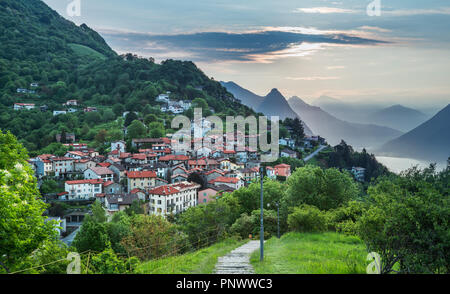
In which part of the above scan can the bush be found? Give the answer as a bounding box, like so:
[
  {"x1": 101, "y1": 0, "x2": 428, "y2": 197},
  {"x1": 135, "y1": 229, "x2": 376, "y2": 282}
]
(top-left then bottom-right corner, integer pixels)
[
  {"x1": 230, "y1": 209, "x2": 278, "y2": 240},
  {"x1": 326, "y1": 201, "x2": 368, "y2": 235},
  {"x1": 230, "y1": 213, "x2": 254, "y2": 239},
  {"x1": 287, "y1": 205, "x2": 327, "y2": 233}
]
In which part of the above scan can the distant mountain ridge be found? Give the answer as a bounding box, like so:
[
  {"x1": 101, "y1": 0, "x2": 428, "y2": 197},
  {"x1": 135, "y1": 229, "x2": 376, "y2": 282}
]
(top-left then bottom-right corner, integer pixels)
[
  {"x1": 221, "y1": 81, "x2": 313, "y2": 135},
  {"x1": 287, "y1": 96, "x2": 403, "y2": 148},
  {"x1": 367, "y1": 104, "x2": 428, "y2": 132},
  {"x1": 379, "y1": 104, "x2": 450, "y2": 162}
]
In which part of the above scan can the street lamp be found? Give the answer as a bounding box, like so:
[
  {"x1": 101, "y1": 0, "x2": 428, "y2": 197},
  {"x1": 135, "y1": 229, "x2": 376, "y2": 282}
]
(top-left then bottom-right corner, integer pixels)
[
  {"x1": 259, "y1": 166, "x2": 264, "y2": 261},
  {"x1": 276, "y1": 202, "x2": 280, "y2": 239},
  {"x1": 268, "y1": 201, "x2": 280, "y2": 239}
]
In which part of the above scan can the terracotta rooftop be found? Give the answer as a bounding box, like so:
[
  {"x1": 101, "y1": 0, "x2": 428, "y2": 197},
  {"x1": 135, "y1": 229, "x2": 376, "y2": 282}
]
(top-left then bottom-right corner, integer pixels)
[
  {"x1": 126, "y1": 170, "x2": 157, "y2": 178},
  {"x1": 66, "y1": 179, "x2": 103, "y2": 185}
]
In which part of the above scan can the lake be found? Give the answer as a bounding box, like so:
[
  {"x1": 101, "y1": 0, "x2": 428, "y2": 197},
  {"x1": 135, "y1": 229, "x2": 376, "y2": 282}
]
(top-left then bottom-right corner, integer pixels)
[{"x1": 375, "y1": 156, "x2": 447, "y2": 174}]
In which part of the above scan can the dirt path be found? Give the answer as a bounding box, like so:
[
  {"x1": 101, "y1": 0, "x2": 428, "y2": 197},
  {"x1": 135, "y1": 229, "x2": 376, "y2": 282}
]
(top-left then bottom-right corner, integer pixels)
[{"x1": 214, "y1": 240, "x2": 260, "y2": 274}]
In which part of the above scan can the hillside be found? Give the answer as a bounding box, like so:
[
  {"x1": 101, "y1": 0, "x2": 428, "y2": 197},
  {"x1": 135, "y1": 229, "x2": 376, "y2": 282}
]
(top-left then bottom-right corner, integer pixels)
[
  {"x1": 379, "y1": 104, "x2": 450, "y2": 162},
  {"x1": 312, "y1": 96, "x2": 383, "y2": 124},
  {"x1": 221, "y1": 81, "x2": 313, "y2": 135},
  {"x1": 250, "y1": 232, "x2": 367, "y2": 274},
  {"x1": 0, "y1": 0, "x2": 256, "y2": 153},
  {"x1": 287, "y1": 96, "x2": 403, "y2": 148},
  {"x1": 367, "y1": 104, "x2": 429, "y2": 132}
]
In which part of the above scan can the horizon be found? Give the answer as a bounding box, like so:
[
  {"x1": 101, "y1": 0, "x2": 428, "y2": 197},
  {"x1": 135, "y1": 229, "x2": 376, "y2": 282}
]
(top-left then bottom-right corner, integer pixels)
[{"x1": 43, "y1": 0, "x2": 450, "y2": 110}]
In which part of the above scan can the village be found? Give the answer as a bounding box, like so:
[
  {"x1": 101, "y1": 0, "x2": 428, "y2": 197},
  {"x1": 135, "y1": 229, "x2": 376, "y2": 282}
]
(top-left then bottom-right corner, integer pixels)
[{"x1": 17, "y1": 89, "x2": 368, "y2": 241}]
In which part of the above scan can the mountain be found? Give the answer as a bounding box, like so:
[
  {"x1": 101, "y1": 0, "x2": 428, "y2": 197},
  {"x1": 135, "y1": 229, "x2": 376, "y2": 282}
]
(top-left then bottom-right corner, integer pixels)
[
  {"x1": 259, "y1": 88, "x2": 299, "y2": 120},
  {"x1": 0, "y1": 0, "x2": 255, "y2": 153},
  {"x1": 312, "y1": 96, "x2": 384, "y2": 124},
  {"x1": 288, "y1": 96, "x2": 404, "y2": 148},
  {"x1": 220, "y1": 81, "x2": 263, "y2": 109},
  {"x1": 367, "y1": 105, "x2": 429, "y2": 132},
  {"x1": 220, "y1": 82, "x2": 313, "y2": 135},
  {"x1": 379, "y1": 104, "x2": 450, "y2": 162}
]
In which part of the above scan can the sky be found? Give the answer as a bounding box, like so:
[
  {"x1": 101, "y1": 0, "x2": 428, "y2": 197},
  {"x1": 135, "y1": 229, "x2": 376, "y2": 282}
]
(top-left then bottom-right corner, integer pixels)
[{"x1": 43, "y1": 0, "x2": 450, "y2": 110}]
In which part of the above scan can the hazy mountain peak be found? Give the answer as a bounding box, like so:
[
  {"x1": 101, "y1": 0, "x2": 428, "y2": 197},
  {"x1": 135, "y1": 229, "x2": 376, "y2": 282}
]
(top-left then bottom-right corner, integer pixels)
[
  {"x1": 380, "y1": 104, "x2": 450, "y2": 161},
  {"x1": 266, "y1": 88, "x2": 283, "y2": 97}
]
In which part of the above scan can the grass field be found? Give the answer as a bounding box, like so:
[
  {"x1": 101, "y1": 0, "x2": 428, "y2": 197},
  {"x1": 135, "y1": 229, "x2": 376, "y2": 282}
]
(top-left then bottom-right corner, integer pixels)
[
  {"x1": 135, "y1": 238, "x2": 247, "y2": 274},
  {"x1": 250, "y1": 232, "x2": 368, "y2": 274},
  {"x1": 68, "y1": 43, "x2": 107, "y2": 60}
]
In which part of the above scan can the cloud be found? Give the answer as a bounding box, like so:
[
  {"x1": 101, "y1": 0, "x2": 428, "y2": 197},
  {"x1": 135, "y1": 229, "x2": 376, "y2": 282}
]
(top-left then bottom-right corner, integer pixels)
[
  {"x1": 286, "y1": 76, "x2": 341, "y2": 81},
  {"x1": 384, "y1": 7, "x2": 450, "y2": 16},
  {"x1": 100, "y1": 28, "x2": 387, "y2": 63},
  {"x1": 293, "y1": 7, "x2": 356, "y2": 14},
  {"x1": 326, "y1": 65, "x2": 346, "y2": 70}
]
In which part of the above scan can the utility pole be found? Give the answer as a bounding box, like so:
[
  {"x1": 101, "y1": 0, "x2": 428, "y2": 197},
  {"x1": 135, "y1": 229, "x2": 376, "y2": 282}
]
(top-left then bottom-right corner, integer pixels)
[
  {"x1": 259, "y1": 166, "x2": 264, "y2": 261},
  {"x1": 276, "y1": 202, "x2": 280, "y2": 239}
]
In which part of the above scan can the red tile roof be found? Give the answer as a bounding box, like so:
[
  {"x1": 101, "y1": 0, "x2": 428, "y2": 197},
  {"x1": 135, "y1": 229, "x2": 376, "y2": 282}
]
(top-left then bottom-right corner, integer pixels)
[
  {"x1": 159, "y1": 154, "x2": 189, "y2": 161},
  {"x1": 148, "y1": 185, "x2": 180, "y2": 196},
  {"x1": 204, "y1": 169, "x2": 225, "y2": 176},
  {"x1": 66, "y1": 179, "x2": 103, "y2": 185},
  {"x1": 132, "y1": 153, "x2": 147, "y2": 160},
  {"x1": 103, "y1": 181, "x2": 114, "y2": 187},
  {"x1": 209, "y1": 176, "x2": 240, "y2": 184},
  {"x1": 97, "y1": 162, "x2": 111, "y2": 168},
  {"x1": 89, "y1": 166, "x2": 114, "y2": 175},
  {"x1": 126, "y1": 170, "x2": 157, "y2": 178},
  {"x1": 130, "y1": 188, "x2": 144, "y2": 194}
]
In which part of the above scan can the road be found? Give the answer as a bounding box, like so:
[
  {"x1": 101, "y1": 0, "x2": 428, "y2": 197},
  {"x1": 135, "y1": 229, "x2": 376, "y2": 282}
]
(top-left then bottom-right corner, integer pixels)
[
  {"x1": 61, "y1": 226, "x2": 81, "y2": 246},
  {"x1": 303, "y1": 145, "x2": 327, "y2": 162},
  {"x1": 214, "y1": 241, "x2": 260, "y2": 274}
]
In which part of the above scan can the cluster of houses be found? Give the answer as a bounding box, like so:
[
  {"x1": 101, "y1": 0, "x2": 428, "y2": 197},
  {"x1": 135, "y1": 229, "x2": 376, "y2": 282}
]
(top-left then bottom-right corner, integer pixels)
[
  {"x1": 14, "y1": 99, "x2": 98, "y2": 115},
  {"x1": 156, "y1": 92, "x2": 192, "y2": 114},
  {"x1": 29, "y1": 135, "x2": 293, "y2": 218}
]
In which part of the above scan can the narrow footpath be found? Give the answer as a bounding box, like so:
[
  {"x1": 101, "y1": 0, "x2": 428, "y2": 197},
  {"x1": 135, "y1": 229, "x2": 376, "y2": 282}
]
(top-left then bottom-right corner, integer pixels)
[{"x1": 214, "y1": 240, "x2": 260, "y2": 274}]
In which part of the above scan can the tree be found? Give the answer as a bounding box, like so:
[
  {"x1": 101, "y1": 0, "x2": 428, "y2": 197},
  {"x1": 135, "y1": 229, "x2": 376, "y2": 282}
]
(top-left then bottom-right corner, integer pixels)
[
  {"x1": 94, "y1": 129, "x2": 108, "y2": 146},
  {"x1": 231, "y1": 178, "x2": 286, "y2": 215},
  {"x1": 112, "y1": 104, "x2": 125, "y2": 117},
  {"x1": 72, "y1": 218, "x2": 110, "y2": 253},
  {"x1": 124, "y1": 111, "x2": 138, "y2": 127},
  {"x1": 148, "y1": 121, "x2": 165, "y2": 138},
  {"x1": 288, "y1": 204, "x2": 327, "y2": 233},
  {"x1": 0, "y1": 130, "x2": 57, "y2": 272},
  {"x1": 356, "y1": 167, "x2": 450, "y2": 274},
  {"x1": 40, "y1": 179, "x2": 61, "y2": 194},
  {"x1": 284, "y1": 165, "x2": 359, "y2": 211},
  {"x1": 91, "y1": 200, "x2": 107, "y2": 223},
  {"x1": 120, "y1": 214, "x2": 185, "y2": 261},
  {"x1": 144, "y1": 114, "x2": 158, "y2": 125},
  {"x1": 127, "y1": 120, "x2": 147, "y2": 139}
]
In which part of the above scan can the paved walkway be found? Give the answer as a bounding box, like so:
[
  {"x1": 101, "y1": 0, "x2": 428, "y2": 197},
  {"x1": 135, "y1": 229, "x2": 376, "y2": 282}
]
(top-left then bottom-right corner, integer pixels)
[
  {"x1": 214, "y1": 240, "x2": 260, "y2": 274},
  {"x1": 304, "y1": 145, "x2": 327, "y2": 162}
]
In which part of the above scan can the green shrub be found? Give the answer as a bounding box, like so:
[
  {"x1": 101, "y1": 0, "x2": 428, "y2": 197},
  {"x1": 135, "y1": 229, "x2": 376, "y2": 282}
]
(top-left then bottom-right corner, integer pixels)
[{"x1": 287, "y1": 205, "x2": 327, "y2": 232}]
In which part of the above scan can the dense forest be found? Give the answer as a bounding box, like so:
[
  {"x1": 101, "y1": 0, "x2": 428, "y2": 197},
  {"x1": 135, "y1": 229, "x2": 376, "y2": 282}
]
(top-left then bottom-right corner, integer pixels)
[{"x1": 0, "y1": 0, "x2": 257, "y2": 154}]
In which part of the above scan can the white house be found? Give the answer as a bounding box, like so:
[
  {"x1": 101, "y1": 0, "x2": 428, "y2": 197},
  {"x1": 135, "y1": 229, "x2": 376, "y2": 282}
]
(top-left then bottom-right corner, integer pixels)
[
  {"x1": 84, "y1": 167, "x2": 114, "y2": 182},
  {"x1": 53, "y1": 110, "x2": 67, "y2": 116},
  {"x1": 64, "y1": 179, "x2": 103, "y2": 200},
  {"x1": 156, "y1": 93, "x2": 170, "y2": 103},
  {"x1": 279, "y1": 138, "x2": 296, "y2": 148},
  {"x1": 52, "y1": 157, "x2": 75, "y2": 177},
  {"x1": 14, "y1": 103, "x2": 35, "y2": 110},
  {"x1": 111, "y1": 140, "x2": 126, "y2": 153},
  {"x1": 351, "y1": 167, "x2": 366, "y2": 182},
  {"x1": 73, "y1": 159, "x2": 97, "y2": 172},
  {"x1": 208, "y1": 176, "x2": 244, "y2": 190},
  {"x1": 148, "y1": 181, "x2": 200, "y2": 217}
]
